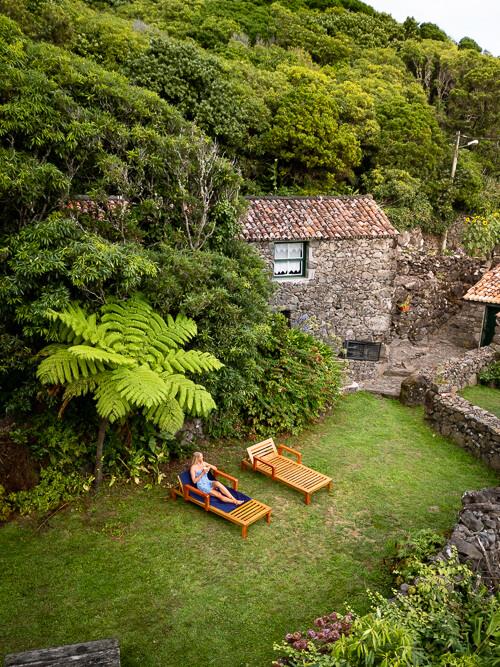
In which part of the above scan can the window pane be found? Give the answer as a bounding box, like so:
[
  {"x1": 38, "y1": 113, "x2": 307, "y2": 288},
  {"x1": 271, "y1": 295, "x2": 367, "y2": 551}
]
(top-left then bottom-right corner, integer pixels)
[
  {"x1": 288, "y1": 244, "x2": 303, "y2": 259},
  {"x1": 274, "y1": 244, "x2": 288, "y2": 259},
  {"x1": 287, "y1": 260, "x2": 302, "y2": 274}
]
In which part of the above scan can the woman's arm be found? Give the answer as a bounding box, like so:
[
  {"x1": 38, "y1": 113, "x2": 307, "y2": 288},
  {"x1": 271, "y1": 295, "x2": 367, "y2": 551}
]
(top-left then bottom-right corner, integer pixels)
[{"x1": 190, "y1": 466, "x2": 206, "y2": 484}]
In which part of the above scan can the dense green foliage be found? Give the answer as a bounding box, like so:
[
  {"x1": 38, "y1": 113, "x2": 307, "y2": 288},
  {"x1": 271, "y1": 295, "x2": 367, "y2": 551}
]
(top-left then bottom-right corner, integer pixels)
[
  {"x1": 0, "y1": 0, "x2": 498, "y2": 478},
  {"x1": 36, "y1": 297, "x2": 223, "y2": 485}
]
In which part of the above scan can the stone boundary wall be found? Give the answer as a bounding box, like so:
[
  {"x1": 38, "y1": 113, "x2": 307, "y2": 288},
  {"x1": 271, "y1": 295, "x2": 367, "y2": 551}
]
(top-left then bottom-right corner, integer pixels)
[
  {"x1": 425, "y1": 392, "x2": 500, "y2": 471},
  {"x1": 437, "y1": 487, "x2": 500, "y2": 593},
  {"x1": 400, "y1": 346, "x2": 497, "y2": 406}
]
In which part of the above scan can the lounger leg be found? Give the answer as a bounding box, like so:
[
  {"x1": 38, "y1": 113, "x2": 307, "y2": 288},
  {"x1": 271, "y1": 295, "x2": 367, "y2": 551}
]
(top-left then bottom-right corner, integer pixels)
[
  {"x1": 266, "y1": 511, "x2": 271, "y2": 525},
  {"x1": 170, "y1": 489, "x2": 177, "y2": 500},
  {"x1": 242, "y1": 525, "x2": 248, "y2": 539},
  {"x1": 327, "y1": 482, "x2": 333, "y2": 492},
  {"x1": 305, "y1": 493, "x2": 311, "y2": 505}
]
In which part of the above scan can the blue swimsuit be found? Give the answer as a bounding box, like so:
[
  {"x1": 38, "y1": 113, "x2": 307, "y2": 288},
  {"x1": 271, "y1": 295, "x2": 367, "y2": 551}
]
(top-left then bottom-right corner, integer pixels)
[{"x1": 196, "y1": 470, "x2": 214, "y2": 494}]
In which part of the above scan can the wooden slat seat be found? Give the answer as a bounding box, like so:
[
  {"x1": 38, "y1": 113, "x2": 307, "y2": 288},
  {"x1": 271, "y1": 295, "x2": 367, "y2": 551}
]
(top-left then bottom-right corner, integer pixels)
[
  {"x1": 171, "y1": 468, "x2": 271, "y2": 538},
  {"x1": 241, "y1": 438, "x2": 332, "y2": 504}
]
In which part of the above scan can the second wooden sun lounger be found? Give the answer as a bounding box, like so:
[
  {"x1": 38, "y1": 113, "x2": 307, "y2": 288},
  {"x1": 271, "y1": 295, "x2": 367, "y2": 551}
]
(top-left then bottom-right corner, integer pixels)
[{"x1": 241, "y1": 438, "x2": 332, "y2": 504}]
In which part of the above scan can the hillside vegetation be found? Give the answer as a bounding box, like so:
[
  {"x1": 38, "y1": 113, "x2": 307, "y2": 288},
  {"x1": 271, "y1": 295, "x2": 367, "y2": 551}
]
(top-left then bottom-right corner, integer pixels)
[{"x1": 0, "y1": 0, "x2": 498, "y2": 489}]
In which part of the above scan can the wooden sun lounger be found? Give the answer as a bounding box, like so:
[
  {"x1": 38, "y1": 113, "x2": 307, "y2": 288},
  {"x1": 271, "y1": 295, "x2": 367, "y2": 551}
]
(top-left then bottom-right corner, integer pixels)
[
  {"x1": 241, "y1": 438, "x2": 332, "y2": 505},
  {"x1": 171, "y1": 468, "x2": 272, "y2": 538}
]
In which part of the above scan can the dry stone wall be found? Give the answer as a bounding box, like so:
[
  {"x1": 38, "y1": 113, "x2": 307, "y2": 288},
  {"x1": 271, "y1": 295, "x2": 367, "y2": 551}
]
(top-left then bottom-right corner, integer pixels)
[
  {"x1": 425, "y1": 392, "x2": 500, "y2": 471},
  {"x1": 439, "y1": 488, "x2": 500, "y2": 592},
  {"x1": 392, "y1": 248, "x2": 485, "y2": 345},
  {"x1": 400, "y1": 346, "x2": 497, "y2": 406}
]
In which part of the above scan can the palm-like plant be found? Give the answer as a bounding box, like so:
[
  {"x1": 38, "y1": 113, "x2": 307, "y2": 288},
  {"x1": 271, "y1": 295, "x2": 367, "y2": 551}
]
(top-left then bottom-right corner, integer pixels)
[{"x1": 37, "y1": 297, "x2": 223, "y2": 488}]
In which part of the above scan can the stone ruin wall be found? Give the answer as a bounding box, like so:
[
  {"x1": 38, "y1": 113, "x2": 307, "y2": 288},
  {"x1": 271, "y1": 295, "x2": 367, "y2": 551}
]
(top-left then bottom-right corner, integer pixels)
[
  {"x1": 392, "y1": 245, "x2": 486, "y2": 347},
  {"x1": 252, "y1": 237, "x2": 396, "y2": 381}
]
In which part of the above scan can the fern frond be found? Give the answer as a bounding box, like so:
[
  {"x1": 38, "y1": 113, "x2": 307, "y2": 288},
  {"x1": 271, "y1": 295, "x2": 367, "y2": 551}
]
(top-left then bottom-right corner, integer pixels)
[
  {"x1": 144, "y1": 399, "x2": 185, "y2": 434},
  {"x1": 62, "y1": 375, "x2": 104, "y2": 401},
  {"x1": 163, "y1": 350, "x2": 223, "y2": 375},
  {"x1": 68, "y1": 345, "x2": 135, "y2": 367},
  {"x1": 112, "y1": 366, "x2": 171, "y2": 409},
  {"x1": 47, "y1": 304, "x2": 101, "y2": 345},
  {"x1": 160, "y1": 374, "x2": 216, "y2": 415},
  {"x1": 37, "y1": 349, "x2": 105, "y2": 385},
  {"x1": 94, "y1": 375, "x2": 131, "y2": 423}
]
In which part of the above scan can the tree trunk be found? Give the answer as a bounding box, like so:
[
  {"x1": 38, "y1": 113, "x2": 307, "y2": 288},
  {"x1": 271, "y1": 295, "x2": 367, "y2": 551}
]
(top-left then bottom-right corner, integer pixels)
[{"x1": 94, "y1": 418, "x2": 108, "y2": 492}]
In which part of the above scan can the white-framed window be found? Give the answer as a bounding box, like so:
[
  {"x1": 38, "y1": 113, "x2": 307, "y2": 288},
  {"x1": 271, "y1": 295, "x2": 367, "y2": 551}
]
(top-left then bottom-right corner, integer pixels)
[{"x1": 273, "y1": 242, "x2": 306, "y2": 278}]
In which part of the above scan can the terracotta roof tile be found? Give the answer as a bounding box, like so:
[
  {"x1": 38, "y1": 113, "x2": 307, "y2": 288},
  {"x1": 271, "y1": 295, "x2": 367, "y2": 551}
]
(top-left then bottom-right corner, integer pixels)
[
  {"x1": 464, "y1": 264, "x2": 500, "y2": 304},
  {"x1": 241, "y1": 195, "x2": 396, "y2": 241}
]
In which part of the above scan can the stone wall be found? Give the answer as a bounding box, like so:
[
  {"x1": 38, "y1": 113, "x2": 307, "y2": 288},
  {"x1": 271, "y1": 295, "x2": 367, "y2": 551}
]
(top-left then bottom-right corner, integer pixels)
[
  {"x1": 440, "y1": 487, "x2": 500, "y2": 592},
  {"x1": 400, "y1": 346, "x2": 497, "y2": 406},
  {"x1": 253, "y1": 238, "x2": 396, "y2": 342},
  {"x1": 252, "y1": 237, "x2": 396, "y2": 381},
  {"x1": 425, "y1": 392, "x2": 500, "y2": 471},
  {"x1": 392, "y1": 247, "x2": 485, "y2": 345}
]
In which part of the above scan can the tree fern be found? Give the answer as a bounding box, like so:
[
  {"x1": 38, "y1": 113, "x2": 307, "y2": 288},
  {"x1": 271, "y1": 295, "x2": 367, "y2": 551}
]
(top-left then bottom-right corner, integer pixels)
[{"x1": 37, "y1": 296, "x2": 222, "y2": 488}]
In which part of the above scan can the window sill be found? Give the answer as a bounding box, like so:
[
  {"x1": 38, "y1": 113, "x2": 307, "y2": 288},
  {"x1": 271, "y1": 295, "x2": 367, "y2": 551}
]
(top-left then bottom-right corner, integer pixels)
[{"x1": 273, "y1": 276, "x2": 310, "y2": 284}]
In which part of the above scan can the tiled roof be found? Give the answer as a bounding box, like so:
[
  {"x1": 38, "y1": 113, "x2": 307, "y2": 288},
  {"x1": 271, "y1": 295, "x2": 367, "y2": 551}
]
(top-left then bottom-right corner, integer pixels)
[
  {"x1": 64, "y1": 196, "x2": 128, "y2": 219},
  {"x1": 241, "y1": 195, "x2": 397, "y2": 241},
  {"x1": 463, "y1": 264, "x2": 500, "y2": 304}
]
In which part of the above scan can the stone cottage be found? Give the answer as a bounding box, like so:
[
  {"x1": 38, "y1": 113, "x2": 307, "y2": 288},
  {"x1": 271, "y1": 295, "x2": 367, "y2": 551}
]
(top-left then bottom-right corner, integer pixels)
[
  {"x1": 463, "y1": 263, "x2": 500, "y2": 346},
  {"x1": 241, "y1": 195, "x2": 398, "y2": 379}
]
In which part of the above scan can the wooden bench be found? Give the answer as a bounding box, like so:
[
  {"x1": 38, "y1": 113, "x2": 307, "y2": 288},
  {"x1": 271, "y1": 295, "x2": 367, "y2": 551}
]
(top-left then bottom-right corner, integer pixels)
[
  {"x1": 241, "y1": 438, "x2": 332, "y2": 505},
  {"x1": 171, "y1": 468, "x2": 272, "y2": 539},
  {"x1": 4, "y1": 639, "x2": 120, "y2": 666}
]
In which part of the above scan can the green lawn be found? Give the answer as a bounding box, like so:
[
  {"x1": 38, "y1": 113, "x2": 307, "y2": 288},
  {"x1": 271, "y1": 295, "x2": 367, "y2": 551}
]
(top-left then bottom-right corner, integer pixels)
[
  {"x1": 460, "y1": 384, "x2": 500, "y2": 418},
  {"x1": 0, "y1": 393, "x2": 498, "y2": 667}
]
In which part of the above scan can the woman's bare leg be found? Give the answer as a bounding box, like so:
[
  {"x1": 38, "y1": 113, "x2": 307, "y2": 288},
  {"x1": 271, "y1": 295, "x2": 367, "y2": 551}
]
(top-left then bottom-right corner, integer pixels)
[{"x1": 210, "y1": 487, "x2": 243, "y2": 505}]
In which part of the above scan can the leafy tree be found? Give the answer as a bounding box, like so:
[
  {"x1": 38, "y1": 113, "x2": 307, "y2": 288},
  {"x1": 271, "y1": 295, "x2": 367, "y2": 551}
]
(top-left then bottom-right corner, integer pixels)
[
  {"x1": 37, "y1": 297, "x2": 222, "y2": 487},
  {"x1": 419, "y1": 22, "x2": 449, "y2": 42},
  {"x1": 363, "y1": 168, "x2": 434, "y2": 231},
  {"x1": 458, "y1": 36, "x2": 482, "y2": 53},
  {"x1": 261, "y1": 67, "x2": 363, "y2": 187}
]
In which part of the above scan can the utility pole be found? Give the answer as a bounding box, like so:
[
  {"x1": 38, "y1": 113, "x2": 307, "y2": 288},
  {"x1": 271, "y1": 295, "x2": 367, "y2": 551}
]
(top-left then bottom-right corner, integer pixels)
[
  {"x1": 441, "y1": 131, "x2": 478, "y2": 253},
  {"x1": 450, "y1": 130, "x2": 461, "y2": 181}
]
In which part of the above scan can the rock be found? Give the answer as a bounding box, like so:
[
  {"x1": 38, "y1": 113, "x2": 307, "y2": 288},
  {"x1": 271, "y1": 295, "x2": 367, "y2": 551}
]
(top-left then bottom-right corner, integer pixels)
[
  {"x1": 450, "y1": 537, "x2": 482, "y2": 560},
  {"x1": 461, "y1": 510, "x2": 484, "y2": 533}
]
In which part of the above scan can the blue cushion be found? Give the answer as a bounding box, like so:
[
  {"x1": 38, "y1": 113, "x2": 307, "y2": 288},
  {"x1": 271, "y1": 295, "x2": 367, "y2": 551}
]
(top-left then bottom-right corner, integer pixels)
[{"x1": 179, "y1": 469, "x2": 251, "y2": 513}]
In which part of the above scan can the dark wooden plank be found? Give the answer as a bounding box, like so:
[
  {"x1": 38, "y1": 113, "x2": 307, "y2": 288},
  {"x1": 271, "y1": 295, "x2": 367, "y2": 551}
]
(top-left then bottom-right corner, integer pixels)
[{"x1": 4, "y1": 639, "x2": 120, "y2": 666}]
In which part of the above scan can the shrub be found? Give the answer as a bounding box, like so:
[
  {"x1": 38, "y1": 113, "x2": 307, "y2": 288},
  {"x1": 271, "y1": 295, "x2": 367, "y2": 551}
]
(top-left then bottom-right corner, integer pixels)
[
  {"x1": 392, "y1": 528, "x2": 446, "y2": 581},
  {"x1": 275, "y1": 551, "x2": 500, "y2": 666},
  {"x1": 243, "y1": 314, "x2": 345, "y2": 436},
  {"x1": 478, "y1": 362, "x2": 500, "y2": 388},
  {"x1": 0, "y1": 484, "x2": 11, "y2": 522},
  {"x1": 8, "y1": 467, "x2": 93, "y2": 516}
]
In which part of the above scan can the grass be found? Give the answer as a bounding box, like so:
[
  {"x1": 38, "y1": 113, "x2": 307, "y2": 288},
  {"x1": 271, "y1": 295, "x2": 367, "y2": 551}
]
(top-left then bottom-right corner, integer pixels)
[
  {"x1": 460, "y1": 383, "x2": 500, "y2": 418},
  {"x1": 0, "y1": 392, "x2": 498, "y2": 667}
]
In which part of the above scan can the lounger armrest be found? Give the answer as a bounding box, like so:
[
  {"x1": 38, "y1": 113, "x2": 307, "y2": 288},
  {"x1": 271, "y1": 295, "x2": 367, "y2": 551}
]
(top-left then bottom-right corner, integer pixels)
[
  {"x1": 253, "y1": 456, "x2": 276, "y2": 479},
  {"x1": 212, "y1": 469, "x2": 238, "y2": 490},
  {"x1": 183, "y1": 483, "x2": 210, "y2": 511},
  {"x1": 278, "y1": 444, "x2": 302, "y2": 464}
]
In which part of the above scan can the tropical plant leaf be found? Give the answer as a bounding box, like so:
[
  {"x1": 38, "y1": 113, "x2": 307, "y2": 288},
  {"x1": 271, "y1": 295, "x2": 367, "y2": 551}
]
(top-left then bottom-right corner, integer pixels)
[
  {"x1": 144, "y1": 399, "x2": 185, "y2": 434},
  {"x1": 68, "y1": 345, "x2": 135, "y2": 367},
  {"x1": 94, "y1": 375, "x2": 131, "y2": 423},
  {"x1": 37, "y1": 349, "x2": 105, "y2": 385},
  {"x1": 112, "y1": 365, "x2": 171, "y2": 408},
  {"x1": 163, "y1": 349, "x2": 223, "y2": 375},
  {"x1": 47, "y1": 303, "x2": 101, "y2": 345}
]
